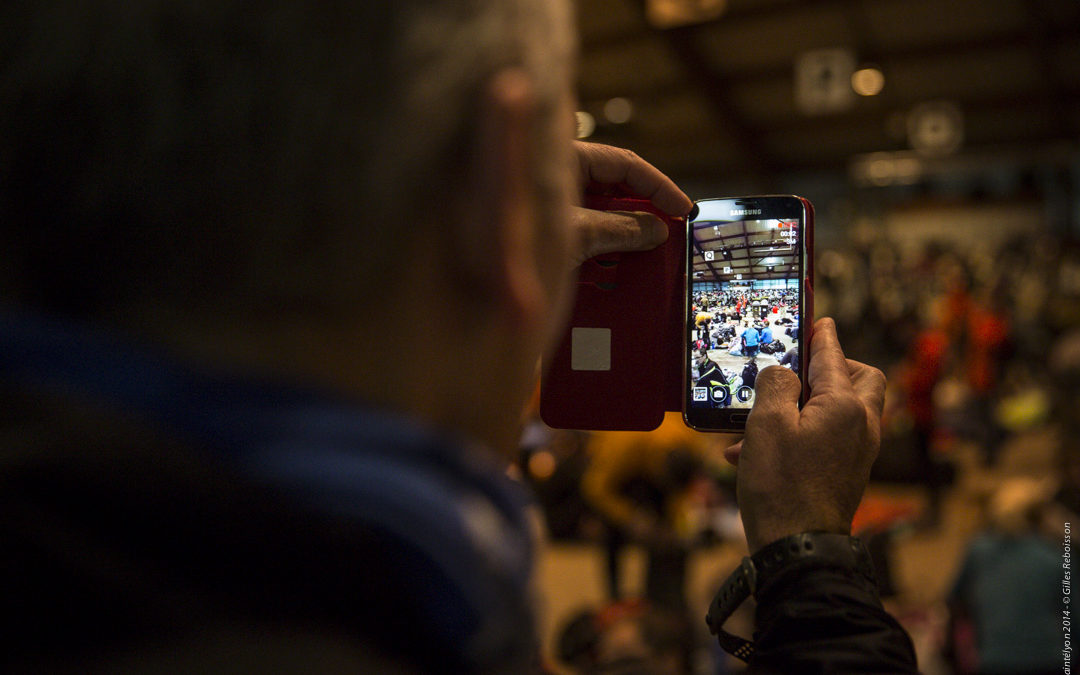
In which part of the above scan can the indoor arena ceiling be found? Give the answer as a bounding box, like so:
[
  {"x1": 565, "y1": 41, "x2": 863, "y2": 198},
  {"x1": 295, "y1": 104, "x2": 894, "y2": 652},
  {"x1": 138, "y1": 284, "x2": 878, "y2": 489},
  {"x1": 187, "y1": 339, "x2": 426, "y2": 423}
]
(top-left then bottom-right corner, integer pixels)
[
  {"x1": 691, "y1": 218, "x2": 799, "y2": 282},
  {"x1": 574, "y1": 0, "x2": 1080, "y2": 192}
]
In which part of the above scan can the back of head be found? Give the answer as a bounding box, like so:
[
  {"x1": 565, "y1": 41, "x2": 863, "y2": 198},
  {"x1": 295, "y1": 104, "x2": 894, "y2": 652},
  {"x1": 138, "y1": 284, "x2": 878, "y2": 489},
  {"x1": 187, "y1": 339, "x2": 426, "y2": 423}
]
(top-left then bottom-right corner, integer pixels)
[
  {"x1": 1, "y1": 3, "x2": 575, "y2": 669},
  {"x1": 989, "y1": 477, "x2": 1055, "y2": 535},
  {"x1": 0, "y1": 0, "x2": 573, "y2": 324}
]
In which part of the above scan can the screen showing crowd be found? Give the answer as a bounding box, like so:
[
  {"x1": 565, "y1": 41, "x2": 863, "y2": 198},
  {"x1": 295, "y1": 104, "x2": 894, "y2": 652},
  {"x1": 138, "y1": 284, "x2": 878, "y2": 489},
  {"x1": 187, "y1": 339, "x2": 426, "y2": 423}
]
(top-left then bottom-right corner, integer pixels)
[{"x1": 688, "y1": 214, "x2": 801, "y2": 410}]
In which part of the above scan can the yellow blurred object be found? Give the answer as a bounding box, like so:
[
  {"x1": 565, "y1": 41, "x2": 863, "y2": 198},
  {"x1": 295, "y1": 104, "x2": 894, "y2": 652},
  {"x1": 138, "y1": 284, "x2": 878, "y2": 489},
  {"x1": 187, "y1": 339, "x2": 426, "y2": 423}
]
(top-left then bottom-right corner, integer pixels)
[
  {"x1": 994, "y1": 388, "x2": 1050, "y2": 432},
  {"x1": 582, "y1": 412, "x2": 712, "y2": 529}
]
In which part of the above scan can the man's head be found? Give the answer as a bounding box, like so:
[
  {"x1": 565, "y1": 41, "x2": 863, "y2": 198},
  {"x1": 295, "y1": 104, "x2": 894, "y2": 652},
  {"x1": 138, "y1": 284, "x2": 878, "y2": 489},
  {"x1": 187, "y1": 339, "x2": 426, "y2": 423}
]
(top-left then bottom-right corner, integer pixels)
[
  {"x1": 1, "y1": 0, "x2": 578, "y2": 450},
  {"x1": 1, "y1": 0, "x2": 575, "y2": 322},
  {"x1": 694, "y1": 347, "x2": 710, "y2": 368}
]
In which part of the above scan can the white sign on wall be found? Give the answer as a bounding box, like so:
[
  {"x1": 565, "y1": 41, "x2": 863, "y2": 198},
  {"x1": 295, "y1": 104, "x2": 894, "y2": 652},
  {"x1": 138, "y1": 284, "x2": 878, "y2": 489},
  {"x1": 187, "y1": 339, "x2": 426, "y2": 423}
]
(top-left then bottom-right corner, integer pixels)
[{"x1": 795, "y1": 48, "x2": 856, "y2": 115}]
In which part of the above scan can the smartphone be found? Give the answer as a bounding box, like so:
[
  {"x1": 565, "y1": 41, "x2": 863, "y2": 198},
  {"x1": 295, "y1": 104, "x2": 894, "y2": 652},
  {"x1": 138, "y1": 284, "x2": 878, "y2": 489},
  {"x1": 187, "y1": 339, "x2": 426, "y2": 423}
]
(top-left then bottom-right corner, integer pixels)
[{"x1": 683, "y1": 196, "x2": 813, "y2": 432}]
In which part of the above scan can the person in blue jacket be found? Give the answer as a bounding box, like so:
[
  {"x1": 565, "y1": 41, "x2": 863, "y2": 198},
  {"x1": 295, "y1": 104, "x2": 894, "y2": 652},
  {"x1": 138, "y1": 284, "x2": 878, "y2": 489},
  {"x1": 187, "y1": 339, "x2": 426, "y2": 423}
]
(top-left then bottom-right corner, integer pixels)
[
  {"x1": 760, "y1": 320, "x2": 774, "y2": 351},
  {"x1": 742, "y1": 323, "x2": 762, "y2": 358}
]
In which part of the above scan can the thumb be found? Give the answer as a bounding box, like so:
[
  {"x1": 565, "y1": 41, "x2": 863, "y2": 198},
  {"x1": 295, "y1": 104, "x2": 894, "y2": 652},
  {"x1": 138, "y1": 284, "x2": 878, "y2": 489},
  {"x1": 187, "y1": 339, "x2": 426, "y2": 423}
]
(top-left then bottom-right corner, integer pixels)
[
  {"x1": 749, "y1": 365, "x2": 801, "y2": 420},
  {"x1": 572, "y1": 206, "x2": 669, "y2": 265},
  {"x1": 723, "y1": 440, "x2": 743, "y2": 466}
]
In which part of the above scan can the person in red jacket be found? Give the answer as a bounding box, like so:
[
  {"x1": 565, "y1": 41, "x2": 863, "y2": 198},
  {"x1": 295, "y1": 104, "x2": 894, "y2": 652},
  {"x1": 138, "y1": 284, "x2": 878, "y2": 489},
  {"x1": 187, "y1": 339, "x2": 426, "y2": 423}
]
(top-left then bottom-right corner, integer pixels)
[
  {"x1": 899, "y1": 325, "x2": 950, "y2": 524},
  {"x1": 964, "y1": 292, "x2": 1011, "y2": 464}
]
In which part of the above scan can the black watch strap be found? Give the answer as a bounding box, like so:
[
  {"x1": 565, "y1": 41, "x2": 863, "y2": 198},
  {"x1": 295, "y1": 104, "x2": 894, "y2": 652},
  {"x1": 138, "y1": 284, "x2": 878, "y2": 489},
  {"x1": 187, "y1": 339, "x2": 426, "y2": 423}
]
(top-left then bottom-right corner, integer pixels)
[{"x1": 705, "y1": 532, "x2": 875, "y2": 663}]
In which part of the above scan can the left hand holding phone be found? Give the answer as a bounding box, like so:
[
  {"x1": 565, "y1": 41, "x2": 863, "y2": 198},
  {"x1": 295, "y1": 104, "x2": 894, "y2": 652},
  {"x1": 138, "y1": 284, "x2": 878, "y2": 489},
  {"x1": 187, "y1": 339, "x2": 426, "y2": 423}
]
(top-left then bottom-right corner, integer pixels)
[{"x1": 569, "y1": 142, "x2": 693, "y2": 266}]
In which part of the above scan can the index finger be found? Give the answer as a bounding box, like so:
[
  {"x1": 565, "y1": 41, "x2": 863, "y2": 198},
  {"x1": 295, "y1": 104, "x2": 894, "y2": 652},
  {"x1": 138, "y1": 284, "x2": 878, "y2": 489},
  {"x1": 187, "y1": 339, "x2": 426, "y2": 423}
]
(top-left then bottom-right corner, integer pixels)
[
  {"x1": 806, "y1": 318, "x2": 855, "y2": 398},
  {"x1": 575, "y1": 142, "x2": 693, "y2": 217}
]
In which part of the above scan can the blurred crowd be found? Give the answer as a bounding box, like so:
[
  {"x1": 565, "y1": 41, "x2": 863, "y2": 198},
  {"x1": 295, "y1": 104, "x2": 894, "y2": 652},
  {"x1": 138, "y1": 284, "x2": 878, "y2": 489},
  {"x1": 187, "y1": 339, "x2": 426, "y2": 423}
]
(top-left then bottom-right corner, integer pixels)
[
  {"x1": 819, "y1": 231, "x2": 1080, "y2": 674},
  {"x1": 523, "y1": 227, "x2": 1080, "y2": 674},
  {"x1": 818, "y1": 231, "x2": 1080, "y2": 485}
]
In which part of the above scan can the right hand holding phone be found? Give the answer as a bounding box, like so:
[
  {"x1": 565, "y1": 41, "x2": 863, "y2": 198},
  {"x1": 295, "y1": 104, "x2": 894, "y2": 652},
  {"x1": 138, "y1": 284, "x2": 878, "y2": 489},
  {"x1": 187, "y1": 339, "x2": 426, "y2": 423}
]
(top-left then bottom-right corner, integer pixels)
[{"x1": 723, "y1": 318, "x2": 885, "y2": 553}]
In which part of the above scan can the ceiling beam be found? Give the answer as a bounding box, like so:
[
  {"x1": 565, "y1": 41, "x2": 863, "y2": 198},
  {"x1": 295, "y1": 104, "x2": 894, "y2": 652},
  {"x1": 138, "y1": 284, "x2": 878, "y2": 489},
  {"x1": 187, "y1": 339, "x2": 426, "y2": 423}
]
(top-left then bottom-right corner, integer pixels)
[
  {"x1": 581, "y1": 17, "x2": 1080, "y2": 93},
  {"x1": 648, "y1": 15, "x2": 778, "y2": 184},
  {"x1": 581, "y1": 0, "x2": 843, "y2": 54},
  {"x1": 755, "y1": 86, "x2": 1080, "y2": 135},
  {"x1": 689, "y1": 225, "x2": 727, "y2": 281},
  {"x1": 1025, "y1": 0, "x2": 1079, "y2": 140}
]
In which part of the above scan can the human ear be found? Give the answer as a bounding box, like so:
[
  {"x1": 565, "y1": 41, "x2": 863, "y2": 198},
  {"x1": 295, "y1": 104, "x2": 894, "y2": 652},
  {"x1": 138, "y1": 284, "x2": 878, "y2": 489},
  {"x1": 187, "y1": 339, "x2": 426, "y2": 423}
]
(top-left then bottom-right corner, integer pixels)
[{"x1": 461, "y1": 68, "x2": 549, "y2": 331}]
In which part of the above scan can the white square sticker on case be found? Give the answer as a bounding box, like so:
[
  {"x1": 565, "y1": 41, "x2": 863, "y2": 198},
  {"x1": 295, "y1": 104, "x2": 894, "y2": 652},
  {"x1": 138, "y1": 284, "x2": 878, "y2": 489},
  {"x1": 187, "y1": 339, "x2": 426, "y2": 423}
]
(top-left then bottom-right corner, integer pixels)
[{"x1": 570, "y1": 327, "x2": 611, "y2": 371}]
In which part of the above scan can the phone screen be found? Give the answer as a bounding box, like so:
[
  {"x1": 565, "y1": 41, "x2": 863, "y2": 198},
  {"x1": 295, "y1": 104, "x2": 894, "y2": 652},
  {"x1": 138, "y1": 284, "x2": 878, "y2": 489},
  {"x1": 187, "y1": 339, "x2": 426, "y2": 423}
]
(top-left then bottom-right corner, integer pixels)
[{"x1": 684, "y1": 196, "x2": 809, "y2": 431}]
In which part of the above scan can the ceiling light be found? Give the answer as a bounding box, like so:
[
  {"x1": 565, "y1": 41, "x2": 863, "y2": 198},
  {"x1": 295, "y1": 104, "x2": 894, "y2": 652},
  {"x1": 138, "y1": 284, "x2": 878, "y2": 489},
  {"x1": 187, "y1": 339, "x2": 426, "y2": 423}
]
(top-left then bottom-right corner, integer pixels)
[
  {"x1": 575, "y1": 111, "x2": 596, "y2": 139},
  {"x1": 646, "y1": 0, "x2": 726, "y2": 29},
  {"x1": 851, "y1": 67, "x2": 884, "y2": 97},
  {"x1": 850, "y1": 151, "x2": 924, "y2": 187},
  {"x1": 603, "y1": 97, "x2": 634, "y2": 124}
]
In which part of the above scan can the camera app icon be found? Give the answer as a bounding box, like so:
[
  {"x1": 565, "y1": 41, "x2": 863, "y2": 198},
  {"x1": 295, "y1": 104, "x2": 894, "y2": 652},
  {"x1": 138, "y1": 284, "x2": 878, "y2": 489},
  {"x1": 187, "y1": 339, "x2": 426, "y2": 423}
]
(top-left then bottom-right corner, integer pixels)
[{"x1": 704, "y1": 250, "x2": 714, "y2": 261}]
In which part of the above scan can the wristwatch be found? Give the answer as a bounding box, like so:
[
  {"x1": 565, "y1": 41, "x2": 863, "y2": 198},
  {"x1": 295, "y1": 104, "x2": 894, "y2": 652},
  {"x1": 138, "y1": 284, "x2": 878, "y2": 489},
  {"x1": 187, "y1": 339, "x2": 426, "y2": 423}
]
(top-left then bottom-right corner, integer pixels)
[{"x1": 705, "y1": 532, "x2": 876, "y2": 662}]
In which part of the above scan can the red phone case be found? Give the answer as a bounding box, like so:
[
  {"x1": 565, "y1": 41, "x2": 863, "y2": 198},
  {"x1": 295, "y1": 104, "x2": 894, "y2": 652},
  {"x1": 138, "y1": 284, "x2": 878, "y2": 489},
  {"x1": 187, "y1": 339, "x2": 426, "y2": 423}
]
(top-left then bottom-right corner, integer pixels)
[{"x1": 540, "y1": 194, "x2": 685, "y2": 431}]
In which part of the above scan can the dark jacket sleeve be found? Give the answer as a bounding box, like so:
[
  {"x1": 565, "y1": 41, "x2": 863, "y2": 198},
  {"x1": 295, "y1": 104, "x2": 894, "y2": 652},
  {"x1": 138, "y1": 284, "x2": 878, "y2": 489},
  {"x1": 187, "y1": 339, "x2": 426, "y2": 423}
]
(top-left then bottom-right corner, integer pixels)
[{"x1": 749, "y1": 558, "x2": 919, "y2": 674}]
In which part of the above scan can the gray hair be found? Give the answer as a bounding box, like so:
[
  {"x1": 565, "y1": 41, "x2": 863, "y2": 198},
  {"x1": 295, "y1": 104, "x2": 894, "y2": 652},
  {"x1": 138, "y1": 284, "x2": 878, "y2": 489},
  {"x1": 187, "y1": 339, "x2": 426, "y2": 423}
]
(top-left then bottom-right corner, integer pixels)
[{"x1": 0, "y1": 0, "x2": 575, "y2": 319}]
